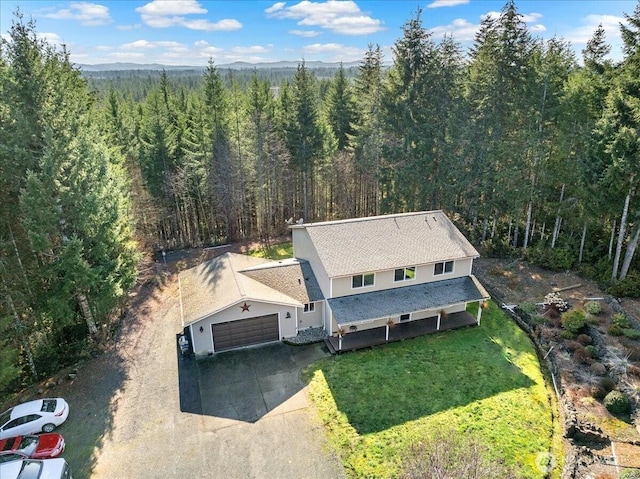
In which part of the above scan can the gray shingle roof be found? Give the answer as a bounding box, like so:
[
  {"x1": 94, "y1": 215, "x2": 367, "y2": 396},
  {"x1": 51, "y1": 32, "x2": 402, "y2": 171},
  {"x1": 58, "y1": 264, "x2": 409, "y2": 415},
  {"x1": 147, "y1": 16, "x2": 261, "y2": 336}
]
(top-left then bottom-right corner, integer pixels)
[
  {"x1": 240, "y1": 259, "x2": 324, "y2": 303},
  {"x1": 327, "y1": 275, "x2": 490, "y2": 326},
  {"x1": 296, "y1": 210, "x2": 479, "y2": 278},
  {"x1": 179, "y1": 253, "x2": 311, "y2": 325}
]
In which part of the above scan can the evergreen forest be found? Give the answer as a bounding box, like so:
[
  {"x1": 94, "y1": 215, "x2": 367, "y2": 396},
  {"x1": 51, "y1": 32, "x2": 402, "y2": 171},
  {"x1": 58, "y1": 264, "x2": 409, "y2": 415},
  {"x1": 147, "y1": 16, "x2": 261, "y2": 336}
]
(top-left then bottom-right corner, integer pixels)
[{"x1": 1, "y1": 0, "x2": 640, "y2": 394}]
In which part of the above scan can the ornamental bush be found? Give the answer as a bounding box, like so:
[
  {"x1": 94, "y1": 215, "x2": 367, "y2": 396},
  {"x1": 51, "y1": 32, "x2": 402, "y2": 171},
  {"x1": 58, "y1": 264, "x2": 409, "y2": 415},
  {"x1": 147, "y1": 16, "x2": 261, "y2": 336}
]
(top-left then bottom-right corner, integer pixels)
[
  {"x1": 585, "y1": 345, "x2": 599, "y2": 359},
  {"x1": 620, "y1": 468, "x2": 640, "y2": 479},
  {"x1": 561, "y1": 309, "x2": 586, "y2": 334},
  {"x1": 603, "y1": 390, "x2": 630, "y2": 415},
  {"x1": 614, "y1": 313, "x2": 632, "y2": 329},
  {"x1": 584, "y1": 301, "x2": 602, "y2": 315},
  {"x1": 608, "y1": 324, "x2": 624, "y2": 336},
  {"x1": 623, "y1": 328, "x2": 640, "y2": 340}
]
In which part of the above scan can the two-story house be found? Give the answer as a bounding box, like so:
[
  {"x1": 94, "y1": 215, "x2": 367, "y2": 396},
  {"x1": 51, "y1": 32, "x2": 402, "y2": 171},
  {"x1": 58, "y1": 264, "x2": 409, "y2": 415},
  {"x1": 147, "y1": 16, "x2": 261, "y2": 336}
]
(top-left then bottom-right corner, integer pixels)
[{"x1": 179, "y1": 210, "x2": 490, "y2": 356}]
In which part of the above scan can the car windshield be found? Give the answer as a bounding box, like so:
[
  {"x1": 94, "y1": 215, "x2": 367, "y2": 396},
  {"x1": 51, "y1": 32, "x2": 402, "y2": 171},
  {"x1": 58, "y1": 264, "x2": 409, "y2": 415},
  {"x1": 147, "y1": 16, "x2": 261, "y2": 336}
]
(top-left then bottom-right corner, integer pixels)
[
  {"x1": 0, "y1": 452, "x2": 24, "y2": 463},
  {"x1": 18, "y1": 460, "x2": 43, "y2": 479},
  {"x1": 0, "y1": 409, "x2": 12, "y2": 427},
  {"x1": 40, "y1": 400, "x2": 57, "y2": 413},
  {"x1": 17, "y1": 436, "x2": 39, "y2": 455}
]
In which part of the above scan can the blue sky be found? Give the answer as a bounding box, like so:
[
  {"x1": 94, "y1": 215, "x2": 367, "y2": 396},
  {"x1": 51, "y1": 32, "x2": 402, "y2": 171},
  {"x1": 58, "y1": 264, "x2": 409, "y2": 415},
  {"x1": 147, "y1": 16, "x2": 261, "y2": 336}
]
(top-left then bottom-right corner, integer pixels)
[{"x1": 0, "y1": 0, "x2": 636, "y2": 65}]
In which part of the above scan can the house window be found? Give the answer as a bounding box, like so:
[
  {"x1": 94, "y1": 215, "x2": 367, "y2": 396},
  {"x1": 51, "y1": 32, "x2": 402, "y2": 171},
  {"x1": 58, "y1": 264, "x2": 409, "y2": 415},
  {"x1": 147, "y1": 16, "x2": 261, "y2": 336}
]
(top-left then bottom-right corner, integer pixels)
[
  {"x1": 434, "y1": 261, "x2": 454, "y2": 275},
  {"x1": 352, "y1": 273, "x2": 374, "y2": 288},
  {"x1": 304, "y1": 302, "x2": 315, "y2": 313},
  {"x1": 400, "y1": 313, "x2": 410, "y2": 322},
  {"x1": 394, "y1": 266, "x2": 416, "y2": 282}
]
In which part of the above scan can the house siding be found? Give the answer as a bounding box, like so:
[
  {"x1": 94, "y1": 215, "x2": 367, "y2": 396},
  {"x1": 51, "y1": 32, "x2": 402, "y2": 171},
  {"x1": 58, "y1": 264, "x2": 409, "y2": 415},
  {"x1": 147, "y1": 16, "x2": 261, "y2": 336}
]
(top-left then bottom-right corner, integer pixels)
[
  {"x1": 330, "y1": 258, "x2": 474, "y2": 298},
  {"x1": 298, "y1": 302, "x2": 323, "y2": 329},
  {"x1": 191, "y1": 300, "x2": 298, "y2": 356},
  {"x1": 292, "y1": 227, "x2": 331, "y2": 298}
]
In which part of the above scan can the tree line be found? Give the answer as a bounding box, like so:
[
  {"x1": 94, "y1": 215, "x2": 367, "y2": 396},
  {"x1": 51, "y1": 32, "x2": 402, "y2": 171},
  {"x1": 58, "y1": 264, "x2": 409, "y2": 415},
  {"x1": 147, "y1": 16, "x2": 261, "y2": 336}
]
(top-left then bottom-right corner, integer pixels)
[{"x1": 1, "y1": 0, "x2": 639, "y2": 393}]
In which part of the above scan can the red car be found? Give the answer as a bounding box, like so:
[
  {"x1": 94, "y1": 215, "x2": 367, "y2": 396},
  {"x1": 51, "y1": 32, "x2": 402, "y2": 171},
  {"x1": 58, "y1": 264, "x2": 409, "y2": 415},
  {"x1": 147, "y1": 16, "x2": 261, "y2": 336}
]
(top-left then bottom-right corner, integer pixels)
[{"x1": 0, "y1": 434, "x2": 65, "y2": 459}]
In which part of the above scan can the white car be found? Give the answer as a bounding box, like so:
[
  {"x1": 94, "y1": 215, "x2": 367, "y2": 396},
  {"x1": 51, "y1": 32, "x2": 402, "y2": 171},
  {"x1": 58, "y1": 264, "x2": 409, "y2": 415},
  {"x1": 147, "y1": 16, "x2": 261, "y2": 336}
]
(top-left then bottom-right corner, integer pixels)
[
  {"x1": 0, "y1": 458, "x2": 72, "y2": 479},
  {"x1": 0, "y1": 399, "x2": 69, "y2": 440}
]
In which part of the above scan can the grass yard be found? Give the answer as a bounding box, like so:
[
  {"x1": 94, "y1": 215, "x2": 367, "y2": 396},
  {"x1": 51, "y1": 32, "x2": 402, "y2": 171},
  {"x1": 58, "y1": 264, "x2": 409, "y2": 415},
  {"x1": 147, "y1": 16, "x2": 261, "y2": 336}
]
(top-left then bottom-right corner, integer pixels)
[
  {"x1": 303, "y1": 301, "x2": 562, "y2": 478},
  {"x1": 247, "y1": 241, "x2": 293, "y2": 259}
]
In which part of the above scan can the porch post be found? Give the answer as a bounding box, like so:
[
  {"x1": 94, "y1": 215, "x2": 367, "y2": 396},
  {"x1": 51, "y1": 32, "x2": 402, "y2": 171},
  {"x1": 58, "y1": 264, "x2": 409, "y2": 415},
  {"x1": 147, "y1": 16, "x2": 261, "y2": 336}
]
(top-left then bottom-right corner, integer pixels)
[
  {"x1": 437, "y1": 313, "x2": 441, "y2": 331},
  {"x1": 477, "y1": 302, "x2": 482, "y2": 325}
]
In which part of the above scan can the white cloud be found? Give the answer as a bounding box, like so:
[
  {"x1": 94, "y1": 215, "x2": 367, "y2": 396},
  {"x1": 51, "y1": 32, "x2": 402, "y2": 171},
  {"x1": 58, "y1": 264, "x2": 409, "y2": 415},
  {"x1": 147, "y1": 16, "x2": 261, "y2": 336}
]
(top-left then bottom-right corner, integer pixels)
[
  {"x1": 427, "y1": 0, "x2": 469, "y2": 8},
  {"x1": 95, "y1": 45, "x2": 113, "y2": 51},
  {"x1": 429, "y1": 18, "x2": 478, "y2": 42},
  {"x1": 44, "y1": 2, "x2": 112, "y2": 26},
  {"x1": 289, "y1": 29, "x2": 321, "y2": 37},
  {"x1": 136, "y1": 0, "x2": 241, "y2": 31},
  {"x1": 563, "y1": 14, "x2": 625, "y2": 45},
  {"x1": 136, "y1": 0, "x2": 206, "y2": 16},
  {"x1": 37, "y1": 32, "x2": 64, "y2": 44},
  {"x1": 107, "y1": 52, "x2": 146, "y2": 60},
  {"x1": 231, "y1": 45, "x2": 273, "y2": 54},
  {"x1": 301, "y1": 42, "x2": 366, "y2": 61},
  {"x1": 265, "y1": 0, "x2": 385, "y2": 35},
  {"x1": 194, "y1": 40, "x2": 209, "y2": 47},
  {"x1": 122, "y1": 40, "x2": 186, "y2": 50}
]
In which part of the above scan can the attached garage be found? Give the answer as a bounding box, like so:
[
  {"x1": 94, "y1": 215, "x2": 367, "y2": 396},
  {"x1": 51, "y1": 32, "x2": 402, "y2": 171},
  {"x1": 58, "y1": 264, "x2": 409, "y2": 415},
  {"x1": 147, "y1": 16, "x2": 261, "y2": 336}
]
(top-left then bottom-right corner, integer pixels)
[{"x1": 212, "y1": 314, "x2": 279, "y2": 352}]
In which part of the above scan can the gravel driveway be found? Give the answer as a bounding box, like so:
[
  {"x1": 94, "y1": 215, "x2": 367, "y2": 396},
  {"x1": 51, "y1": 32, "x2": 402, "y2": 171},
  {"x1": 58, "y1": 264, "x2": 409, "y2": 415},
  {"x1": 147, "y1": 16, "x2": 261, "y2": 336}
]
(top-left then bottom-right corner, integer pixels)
[{"x1": 46, "y1": 271, "x2": 345, "y2": 479}]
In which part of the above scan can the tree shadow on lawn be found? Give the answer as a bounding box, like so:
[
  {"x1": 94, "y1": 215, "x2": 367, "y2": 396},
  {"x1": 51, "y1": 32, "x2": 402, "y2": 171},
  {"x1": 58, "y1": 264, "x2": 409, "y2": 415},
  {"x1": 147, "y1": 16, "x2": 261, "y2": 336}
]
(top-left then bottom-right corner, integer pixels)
[{"x1": 313, "y1": 326, "x2": 536, "y2": 435}]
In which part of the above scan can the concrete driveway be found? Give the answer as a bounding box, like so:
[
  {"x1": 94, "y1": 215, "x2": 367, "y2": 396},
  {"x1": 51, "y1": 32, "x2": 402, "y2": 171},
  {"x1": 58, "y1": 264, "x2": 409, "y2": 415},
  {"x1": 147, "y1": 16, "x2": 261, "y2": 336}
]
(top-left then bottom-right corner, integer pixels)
[
  {"x1": 188, "y1": 342, "x2": 329, "y2": 422},
  {"x1": 86, "y1": 280, "x2": 345, "y2": 479}
]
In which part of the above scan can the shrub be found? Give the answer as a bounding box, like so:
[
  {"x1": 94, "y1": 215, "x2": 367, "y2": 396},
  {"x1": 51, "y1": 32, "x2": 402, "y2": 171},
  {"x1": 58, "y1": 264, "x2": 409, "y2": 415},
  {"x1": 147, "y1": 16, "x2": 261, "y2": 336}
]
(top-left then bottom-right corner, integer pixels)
[
  {"x1": 560, "y1": 330, "x2": 576, "y2": 340},
  {"x1": 526, "y1": 244, "x2": 574, "y2": 271},
  {"x1": 608, "y1": 324, "x2": 624, "y2": 336},
  {"x1": 584, "y1": 301, "x2": 602, "y2": 315},
  {"x1": 399, "y1": 427, "x2": 517, "y2": 479},
  {"x1": 620, "y1": 469, "x2": 640, "y2": 479},
  {"x1": 609, "y1": 275, "x2": 640, "y2": 298},
  {"x1": 590, "y1": 384, "x2": 607, "y2": 400},
  {"x1": 585, "y1": 345, "x2": 599, "y2": 359},
  {"x1": 623, "y1": 328, "x2": 640, "y2": 340},
  {"x1": 600, "y1": 377, "x2": 616, "y2": 393},
  {"x1": 576, "y1": 334, "x2": 593, "y2": 346},
  {"x1": 565, "y1": 340, "x2": 583, "y2": 352},
  {"x1": 589, "y1": 362, "x2": 606, "y2": 376},
  {"x1": 517, "y1": 302, "x2": 538, "y2": 317},
  {"x1": 613, "y1": 313, "x2": 632, "y2": 329},
  {"x1": 561, "y1": 309, "x2": 586, "y2": 334},
  {"x1": 573, "y1": 348, "x2": 593, "y2": 364},
  {"x1": 603, "y1": 390, "x2": 630, "y2": 414}
]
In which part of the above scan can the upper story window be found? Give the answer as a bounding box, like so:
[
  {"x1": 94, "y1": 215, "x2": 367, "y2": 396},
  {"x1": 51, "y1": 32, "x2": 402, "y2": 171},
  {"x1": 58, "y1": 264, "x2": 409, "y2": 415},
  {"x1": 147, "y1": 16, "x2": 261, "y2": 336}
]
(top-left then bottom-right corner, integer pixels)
[
  {"x1": 304, "y1": 302, "x2": 315, "y2": 313},
  {"x1": 394, "y1": 266, "x2": 416, "y2": 282},
  {"x1": 352, "y1": 273, "x2": 374, "y2": 289},
  {"x1": 434, "y1": 261, "x2": 454, "y2": 276}
]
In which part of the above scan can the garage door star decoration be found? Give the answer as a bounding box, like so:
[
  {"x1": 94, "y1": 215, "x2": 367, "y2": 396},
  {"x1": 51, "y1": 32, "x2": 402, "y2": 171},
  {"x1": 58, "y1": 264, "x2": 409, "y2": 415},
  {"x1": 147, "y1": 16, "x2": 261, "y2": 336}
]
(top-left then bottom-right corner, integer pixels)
[{"x1": 240, "y1": 302, "x2": 251, "y2": 312}]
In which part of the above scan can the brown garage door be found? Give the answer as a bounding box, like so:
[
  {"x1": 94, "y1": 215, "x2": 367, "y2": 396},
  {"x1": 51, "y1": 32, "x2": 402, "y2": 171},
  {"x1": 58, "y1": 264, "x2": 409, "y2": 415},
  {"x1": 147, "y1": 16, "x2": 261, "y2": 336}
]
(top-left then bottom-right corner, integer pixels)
[{"x1": 212, "y1": 314, "x2": 279, "y2": 352}]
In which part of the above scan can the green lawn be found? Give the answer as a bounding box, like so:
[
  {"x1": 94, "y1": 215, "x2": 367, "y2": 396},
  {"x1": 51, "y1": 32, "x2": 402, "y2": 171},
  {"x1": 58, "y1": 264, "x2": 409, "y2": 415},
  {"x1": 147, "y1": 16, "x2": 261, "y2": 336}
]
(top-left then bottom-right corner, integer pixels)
[
  {"x1": 247, "y1": 241, "x2": 293, "y2": 259},
  {"x1": 303, "y1": 301, "x2": 562, "y2": 478}
]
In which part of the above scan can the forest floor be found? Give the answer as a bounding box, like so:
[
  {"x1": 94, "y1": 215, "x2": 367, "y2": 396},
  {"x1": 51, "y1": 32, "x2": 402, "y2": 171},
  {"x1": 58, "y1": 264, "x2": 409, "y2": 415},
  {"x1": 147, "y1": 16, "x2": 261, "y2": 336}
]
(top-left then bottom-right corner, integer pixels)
[{"x1": 4, "y1": 242, "x2": 640, "y2": 478}]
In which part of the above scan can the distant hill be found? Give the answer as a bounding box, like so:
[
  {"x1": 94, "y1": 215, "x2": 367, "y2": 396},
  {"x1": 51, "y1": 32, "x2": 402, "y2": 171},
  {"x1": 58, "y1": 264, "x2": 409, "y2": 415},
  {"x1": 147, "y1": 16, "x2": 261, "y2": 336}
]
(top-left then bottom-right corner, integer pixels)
[{"x1": 76, "y1": 60, "x2": 361, "y2": 72}]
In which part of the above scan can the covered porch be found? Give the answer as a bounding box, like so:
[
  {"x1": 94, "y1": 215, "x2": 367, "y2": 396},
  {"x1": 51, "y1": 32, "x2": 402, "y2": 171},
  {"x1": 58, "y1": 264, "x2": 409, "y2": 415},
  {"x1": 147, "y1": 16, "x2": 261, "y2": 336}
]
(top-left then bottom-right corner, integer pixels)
[
  {"x1": 324, "y1": 310, "x2": 478, "y2": 354},
  {"x1": 324, "y1": 275, "x2": 489, "y2": 354}
]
